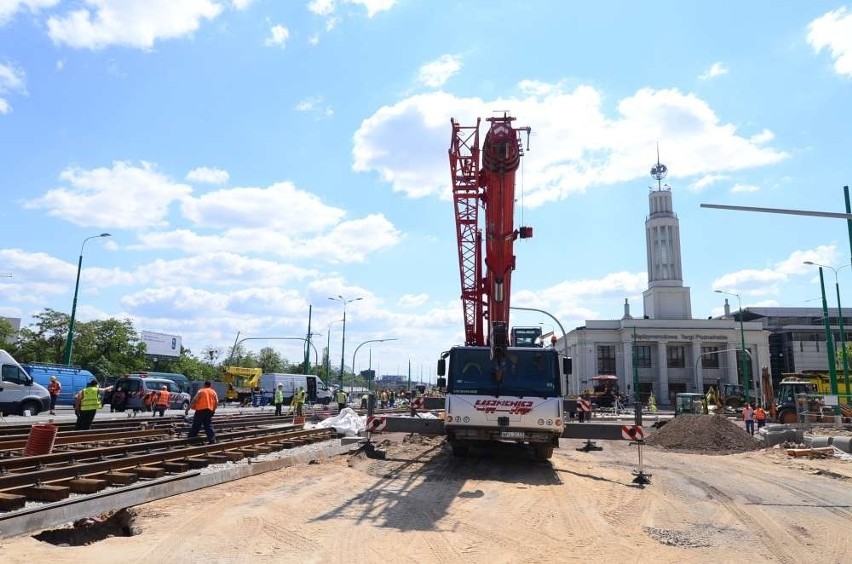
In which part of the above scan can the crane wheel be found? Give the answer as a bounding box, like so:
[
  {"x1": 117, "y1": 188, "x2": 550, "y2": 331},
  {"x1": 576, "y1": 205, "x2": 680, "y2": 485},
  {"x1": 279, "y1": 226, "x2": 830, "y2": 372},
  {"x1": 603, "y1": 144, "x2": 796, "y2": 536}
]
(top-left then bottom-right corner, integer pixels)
[{"x1": 533, "y1": 444, "x2": 554, "y2": 460}]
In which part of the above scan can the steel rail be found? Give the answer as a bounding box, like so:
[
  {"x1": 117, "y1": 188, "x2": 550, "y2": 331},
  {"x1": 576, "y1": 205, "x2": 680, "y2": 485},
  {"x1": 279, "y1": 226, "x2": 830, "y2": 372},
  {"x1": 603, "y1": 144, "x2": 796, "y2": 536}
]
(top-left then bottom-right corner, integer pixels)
[
  {"x1": 0, "y1": 427, "x2": 334, "y2": 494},
  {"x1": 0, "y1": 424, "x2": 307, "y2": 473}
]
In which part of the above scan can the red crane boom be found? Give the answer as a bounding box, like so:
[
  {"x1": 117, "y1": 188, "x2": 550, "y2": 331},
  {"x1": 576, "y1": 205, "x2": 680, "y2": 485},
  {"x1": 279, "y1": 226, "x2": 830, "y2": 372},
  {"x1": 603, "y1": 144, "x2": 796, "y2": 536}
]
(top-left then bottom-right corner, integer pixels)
[{"x1": 449, "y1": 113, "x2": 531, "y2": 359}]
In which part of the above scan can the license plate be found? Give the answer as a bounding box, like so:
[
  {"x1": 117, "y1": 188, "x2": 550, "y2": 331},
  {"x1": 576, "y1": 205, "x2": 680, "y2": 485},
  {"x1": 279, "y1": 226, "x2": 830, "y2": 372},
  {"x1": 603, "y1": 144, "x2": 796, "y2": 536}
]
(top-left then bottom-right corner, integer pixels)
[{"x1": 500, "y1": 431, "x2": 526, "y2": 439}]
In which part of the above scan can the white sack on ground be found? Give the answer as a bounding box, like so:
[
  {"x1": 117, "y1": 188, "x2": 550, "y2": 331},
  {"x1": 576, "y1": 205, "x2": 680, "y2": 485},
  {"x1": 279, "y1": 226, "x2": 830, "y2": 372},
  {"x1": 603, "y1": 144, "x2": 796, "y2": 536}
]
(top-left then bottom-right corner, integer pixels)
[{"x1": 314, "y1": 407, "x2": 366, "y2": 436}]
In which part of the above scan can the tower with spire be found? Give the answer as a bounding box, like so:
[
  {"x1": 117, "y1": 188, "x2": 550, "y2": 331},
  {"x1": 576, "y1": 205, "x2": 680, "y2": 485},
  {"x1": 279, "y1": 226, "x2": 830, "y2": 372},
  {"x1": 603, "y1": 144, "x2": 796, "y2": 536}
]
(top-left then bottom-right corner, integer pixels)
[{"x1": 642, "y1": 147, "x2": 692, "y2": 319}]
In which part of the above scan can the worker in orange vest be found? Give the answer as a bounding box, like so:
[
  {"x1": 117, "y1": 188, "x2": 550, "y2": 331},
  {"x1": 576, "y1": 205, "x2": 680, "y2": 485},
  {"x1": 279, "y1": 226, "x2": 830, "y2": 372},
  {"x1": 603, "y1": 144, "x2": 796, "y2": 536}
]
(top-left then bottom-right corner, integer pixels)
[
  {"x1": 153, "y1": 385, "x2": 171, "y2": 417},
  {"x1": 754, "y1": 404, "x2": 767, "y2": 431},
  {"x1": 187, "y1": 380, "x2": 218, "y2": 444}
]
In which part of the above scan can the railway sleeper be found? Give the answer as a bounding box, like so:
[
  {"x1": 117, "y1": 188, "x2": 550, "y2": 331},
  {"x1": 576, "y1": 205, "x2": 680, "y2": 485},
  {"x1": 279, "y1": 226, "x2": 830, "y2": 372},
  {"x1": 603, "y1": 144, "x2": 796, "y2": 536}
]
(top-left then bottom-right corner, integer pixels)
[
  {"x1": 135, "y1": 466, "x2": 165, "y2": 479},
  {"x1": 25, "y1": 484, "x2": 70, "y2": 502},
  {"x1": 68, "y1": 478, "x2": 108, "y2": 494},
  {"x1": 104, "y1": 471, "x2": 138, "y2": 486},
  {"x1": 183, "y1": 457, "x2": 210, "y2": 470},
  {"x1": 0, "y1": 492, "x2": 26, "y2": 511},
  {"x1": 160, "y1": 461, "x2": 189, "y2": 473}
]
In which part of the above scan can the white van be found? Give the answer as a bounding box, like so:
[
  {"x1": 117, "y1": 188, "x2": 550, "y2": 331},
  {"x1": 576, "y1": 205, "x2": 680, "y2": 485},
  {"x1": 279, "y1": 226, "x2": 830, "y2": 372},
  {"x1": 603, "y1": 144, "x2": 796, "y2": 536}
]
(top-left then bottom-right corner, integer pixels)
[
  {"x1": 258, "y1": 373, "x2": 332, "y2": 405},
  {"x1": 0, "y1": 350, "x2": 51, "y2": 416}
]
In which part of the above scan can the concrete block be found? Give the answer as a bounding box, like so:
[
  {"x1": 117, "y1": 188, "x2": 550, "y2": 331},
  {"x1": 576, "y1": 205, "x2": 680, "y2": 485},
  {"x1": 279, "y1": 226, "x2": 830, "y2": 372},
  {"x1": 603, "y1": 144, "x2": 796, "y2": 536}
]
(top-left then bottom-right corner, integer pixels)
[
  {"x1": 809, "y1": 436, "x2": 834, "y2": 448},
  {"x1": 832, "y1": 436, "x2": 852, "y2": 453}
]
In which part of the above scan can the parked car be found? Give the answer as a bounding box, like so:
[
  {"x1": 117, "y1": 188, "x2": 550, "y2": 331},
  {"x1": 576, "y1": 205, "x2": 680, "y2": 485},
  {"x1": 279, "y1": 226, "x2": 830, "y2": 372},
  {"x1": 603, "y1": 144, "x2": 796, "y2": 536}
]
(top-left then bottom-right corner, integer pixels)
[{"x1": 109, "y1": 375, "x2": 191, "y2": 412}]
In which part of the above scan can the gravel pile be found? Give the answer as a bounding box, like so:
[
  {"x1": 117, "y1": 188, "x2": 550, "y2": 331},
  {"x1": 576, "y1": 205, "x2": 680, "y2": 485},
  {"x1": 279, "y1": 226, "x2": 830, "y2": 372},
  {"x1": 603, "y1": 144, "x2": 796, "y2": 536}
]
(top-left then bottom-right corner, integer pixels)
[{"x1": 645, "y1": 414, "x2": 760, "y2": 454}]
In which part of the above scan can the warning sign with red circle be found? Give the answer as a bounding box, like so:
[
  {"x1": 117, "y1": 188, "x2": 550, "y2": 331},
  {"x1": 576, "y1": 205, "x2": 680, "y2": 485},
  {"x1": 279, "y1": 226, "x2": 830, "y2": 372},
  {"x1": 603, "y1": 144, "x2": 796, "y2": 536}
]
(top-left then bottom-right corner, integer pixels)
[{"x1": 621, "y1": 425, "x2": 644, "y2": 441}]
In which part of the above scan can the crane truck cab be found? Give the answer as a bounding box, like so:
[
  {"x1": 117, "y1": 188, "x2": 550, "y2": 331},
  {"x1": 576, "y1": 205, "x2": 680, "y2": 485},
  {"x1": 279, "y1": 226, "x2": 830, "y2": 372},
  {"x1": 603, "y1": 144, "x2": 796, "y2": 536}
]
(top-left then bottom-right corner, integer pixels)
[{"x1": 437, "y1": 346, "x2": 569, "y2": 460}]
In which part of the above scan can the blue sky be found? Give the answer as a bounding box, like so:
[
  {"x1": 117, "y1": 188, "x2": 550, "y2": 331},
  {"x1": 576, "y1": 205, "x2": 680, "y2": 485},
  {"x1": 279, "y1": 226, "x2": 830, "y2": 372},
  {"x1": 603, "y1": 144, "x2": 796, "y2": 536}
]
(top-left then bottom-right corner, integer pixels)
[{"x1": 1, "y1": 1, "x2": 852, "y2": 379}]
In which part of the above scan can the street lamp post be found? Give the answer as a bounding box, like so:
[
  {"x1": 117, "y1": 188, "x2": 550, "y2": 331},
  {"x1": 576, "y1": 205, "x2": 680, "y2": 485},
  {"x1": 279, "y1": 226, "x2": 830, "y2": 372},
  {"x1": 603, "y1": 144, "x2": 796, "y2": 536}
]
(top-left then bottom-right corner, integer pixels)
[
  {"x1": 714, "y1": 289, "x2": 751, "y2": 405},
  {"x1": 352, "y1": 338, "x2": 398, "y2": 395},
  {"x1": 329, "y1": 295, "x2": 363, "y2": 390},
  {"x1": 325, "y1": 319, "x2": 344, "y2": 382},
  {"x1": 804, "y1": 261, "x2": 845, "y2": 404},
  {"x1": 63, "y1": 233, "x2": 111, "y2": 365}
]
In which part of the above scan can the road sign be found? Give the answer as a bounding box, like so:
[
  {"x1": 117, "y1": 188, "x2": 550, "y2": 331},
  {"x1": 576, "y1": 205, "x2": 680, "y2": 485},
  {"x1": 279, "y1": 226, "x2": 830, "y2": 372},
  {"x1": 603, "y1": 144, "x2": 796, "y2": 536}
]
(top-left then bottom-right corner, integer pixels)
[
  {"x1": 621, "y1": 425, "x2": 644, "y2": 441},
  {"x1": 366, "y1": 416, "x2": 387, "y2": 432}
]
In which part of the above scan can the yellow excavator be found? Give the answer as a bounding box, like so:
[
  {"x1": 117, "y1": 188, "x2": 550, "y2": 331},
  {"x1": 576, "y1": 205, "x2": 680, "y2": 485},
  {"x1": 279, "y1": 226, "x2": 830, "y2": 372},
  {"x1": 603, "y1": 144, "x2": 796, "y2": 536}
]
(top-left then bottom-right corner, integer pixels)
[{"x1": 221, "y1": 366, "x2": 262, "y2": 404}]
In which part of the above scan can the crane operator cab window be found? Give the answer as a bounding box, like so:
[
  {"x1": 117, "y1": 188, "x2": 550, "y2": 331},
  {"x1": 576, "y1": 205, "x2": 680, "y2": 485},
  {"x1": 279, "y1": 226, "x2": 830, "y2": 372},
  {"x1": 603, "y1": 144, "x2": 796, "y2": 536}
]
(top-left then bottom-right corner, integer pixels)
[{"x1": 448, "y1": 348, "x2": 559, "y2": 398}]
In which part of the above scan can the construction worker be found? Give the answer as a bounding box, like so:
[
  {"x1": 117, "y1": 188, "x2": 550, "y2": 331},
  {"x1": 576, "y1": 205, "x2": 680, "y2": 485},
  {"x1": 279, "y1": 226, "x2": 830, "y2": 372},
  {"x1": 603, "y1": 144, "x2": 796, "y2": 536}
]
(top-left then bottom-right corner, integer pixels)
[
  {"x1": 291, "y1": 386, "x2": 306, "y2": 416},
  {"x1": 647, "y1": 395, "x2": 658, "y2": 413},
  {"x1": 187, "y1": 380, "x2": 218, "y2": 444},
  {"x1": 153, "y1": 385, "x2": 170, "y2": 417},
  {"x1": 755, "y1": 404, "x2": 767, "y2": 431},
  {"x1": 336, "y1": 388, "x2": 347, "y2": 412},
  {"x1": 743, "y1": 403, "x2": 755, "y2": 436},
  {"x1": 75, "y1": 379, "x2": 111, "y2": 431},
  {"x1": 47, "y1": 375, "x2": 61, "y2": 415},
  {"x1": 273, "y1": 383, "x2": 285, "y2": 416}
]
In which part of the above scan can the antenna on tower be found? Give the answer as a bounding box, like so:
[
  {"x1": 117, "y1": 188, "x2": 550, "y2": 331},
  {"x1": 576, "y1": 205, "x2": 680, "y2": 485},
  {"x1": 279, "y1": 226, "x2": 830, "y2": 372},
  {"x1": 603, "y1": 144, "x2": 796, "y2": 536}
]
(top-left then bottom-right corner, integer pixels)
[{"x1": 650, "y1": 142, "x2": 668, "y2": 191}]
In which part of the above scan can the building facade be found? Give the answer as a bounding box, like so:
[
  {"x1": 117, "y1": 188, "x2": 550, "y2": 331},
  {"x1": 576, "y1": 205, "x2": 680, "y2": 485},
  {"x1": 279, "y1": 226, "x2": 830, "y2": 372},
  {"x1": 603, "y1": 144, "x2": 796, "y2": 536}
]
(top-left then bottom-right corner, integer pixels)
[{"x1": 555, "y1": 156, "x2": 770, "y2": 406}]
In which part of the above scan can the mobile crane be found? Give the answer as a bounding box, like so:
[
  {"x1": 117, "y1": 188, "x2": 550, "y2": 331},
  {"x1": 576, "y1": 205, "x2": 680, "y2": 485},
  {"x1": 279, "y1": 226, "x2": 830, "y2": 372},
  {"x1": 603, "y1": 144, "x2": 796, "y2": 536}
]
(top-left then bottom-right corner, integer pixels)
[{"x1": 437, "y1": 114, "x2": 570, "y2": 460}]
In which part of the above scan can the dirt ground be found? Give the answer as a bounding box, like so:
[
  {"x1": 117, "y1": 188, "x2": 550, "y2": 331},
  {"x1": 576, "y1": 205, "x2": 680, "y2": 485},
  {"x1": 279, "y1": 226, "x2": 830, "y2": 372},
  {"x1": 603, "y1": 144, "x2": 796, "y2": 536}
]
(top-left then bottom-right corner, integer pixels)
[{"x1": 1, "y1": 422, "x2": 852, "y2": 564}]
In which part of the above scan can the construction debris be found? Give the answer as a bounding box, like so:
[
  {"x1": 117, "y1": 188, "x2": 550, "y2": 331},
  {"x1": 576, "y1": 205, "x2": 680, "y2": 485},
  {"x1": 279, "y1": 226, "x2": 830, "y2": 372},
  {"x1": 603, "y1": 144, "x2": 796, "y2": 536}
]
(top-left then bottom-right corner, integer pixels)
[{"x1": 786, "y1": 447, "x2": 835, "y2": 458}]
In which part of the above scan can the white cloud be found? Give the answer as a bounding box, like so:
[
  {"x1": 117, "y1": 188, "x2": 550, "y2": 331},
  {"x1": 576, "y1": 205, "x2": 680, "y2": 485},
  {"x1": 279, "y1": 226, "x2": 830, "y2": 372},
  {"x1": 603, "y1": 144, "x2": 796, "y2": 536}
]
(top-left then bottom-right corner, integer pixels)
[
  {"x1": 417, "y1": 54, "x2": 462, "y2": 88},
  {"x1": 186, "y1": 166, "x2": 229, "y2": 184},
  {"x1": 295, "y1": 96, "x2": 333, "y2": 117},
  {"x1": 398, "y1": 293, "x2": 429, "y2": 308},
  {"x1": 711, "y1": 245, "x2": 838, "y2": 297},
  {"x1": 308, "y1": 0, "x2": 335, "y2": 16},
  {"x1": 807, "y1": 7, "x2": 852, "y2": 77},
  {"x1": 699, "y1": 62, "x2": 728, "y2": 80},
  {"x1": 46, "y1": 0, "x2": 223, "y2": 50},
  {"x1": 231, "y1": 0, "x2": 254, "y2": 9},
  {"x1": 346, "y1": 0, "x2": 396, "y2": 18},
  {"x1": 55, "y1": 59, "x2": 64, "y2": 71},
  {"x1": 0, "y1": 0, "x2": 58, "y2": 25},
  {"x1": 180, "y1": 181, "x2": 343, "y2": 233},
  {"x1": 24, "y1": 161, "x2": 193, "y2": 228},
  {"x1": 730, "y1": 182, "x2": 759, "y2": 193},
  {"x1": 749, "y1": 129, "x2": 774, "y2": 144},
  {"x1": 353, "y1": 83, "x2": 788, "y2": 206},
  {"x1": 308, "y1": 33, "x2": 320, "y2": 46},
  {"x1": 0, "y1": 61, "x2": 26, "y2": 114},
  {"x1": 265, "y1": 24, "x2": 290, "y2": 48},
  {"x1": 687, "y1": 174, "x2": 729, "y2": 192}
]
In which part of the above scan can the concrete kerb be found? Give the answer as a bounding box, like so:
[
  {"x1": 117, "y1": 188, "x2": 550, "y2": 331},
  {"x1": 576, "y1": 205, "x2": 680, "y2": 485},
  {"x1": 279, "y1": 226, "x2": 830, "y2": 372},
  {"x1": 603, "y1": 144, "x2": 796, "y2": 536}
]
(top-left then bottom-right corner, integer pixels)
[{"x1": 0, "y1": 439, "x2": 362, "y2": 540}]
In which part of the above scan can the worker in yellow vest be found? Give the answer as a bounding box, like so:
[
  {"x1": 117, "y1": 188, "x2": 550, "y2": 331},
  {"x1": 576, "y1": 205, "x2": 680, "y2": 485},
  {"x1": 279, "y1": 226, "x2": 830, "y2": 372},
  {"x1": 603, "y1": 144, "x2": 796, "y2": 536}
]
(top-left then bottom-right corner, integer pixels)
[
  {"x1": 75, "y1": 379, "x2": 112, "y2": 430},
  {"x1": 291, "y1": 386, "x2": 307, "y2": 416},
  {"x1": 336, "y1": 389, "x2": 347, "y2": 412},
  {"x1": 273, "y1": 384, "x2": 285, "y2": 416}
]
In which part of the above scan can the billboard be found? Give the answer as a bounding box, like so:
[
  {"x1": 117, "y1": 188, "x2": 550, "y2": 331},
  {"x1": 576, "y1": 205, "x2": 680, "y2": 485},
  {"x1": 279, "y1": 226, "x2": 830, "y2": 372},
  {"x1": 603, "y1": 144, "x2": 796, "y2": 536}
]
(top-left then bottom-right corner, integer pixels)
[{"x1": 141, "y1": 330, "x2": 182, "y2": 358}]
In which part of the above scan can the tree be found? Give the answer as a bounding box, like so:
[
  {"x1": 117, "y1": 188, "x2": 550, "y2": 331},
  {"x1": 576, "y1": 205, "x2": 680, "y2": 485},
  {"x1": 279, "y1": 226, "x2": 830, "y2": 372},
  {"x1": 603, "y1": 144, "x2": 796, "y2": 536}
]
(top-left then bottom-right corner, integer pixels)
[
  {"x1": 257, "y1": 347, "x2": 285, "y2": 373},
  {"x1": 16, "y1": 309, "x2": 69, "y2": 363},
  {"x1": 0, "y1": 317, "x2": 17, "y2": 349}
]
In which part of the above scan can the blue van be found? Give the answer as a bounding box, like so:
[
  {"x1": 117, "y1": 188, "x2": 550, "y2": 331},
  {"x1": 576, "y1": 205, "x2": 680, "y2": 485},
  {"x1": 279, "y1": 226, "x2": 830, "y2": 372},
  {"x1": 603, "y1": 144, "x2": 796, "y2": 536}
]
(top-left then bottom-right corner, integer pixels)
[{"x1": 23, "y1": 363, "x2": 96, "y2": 406}]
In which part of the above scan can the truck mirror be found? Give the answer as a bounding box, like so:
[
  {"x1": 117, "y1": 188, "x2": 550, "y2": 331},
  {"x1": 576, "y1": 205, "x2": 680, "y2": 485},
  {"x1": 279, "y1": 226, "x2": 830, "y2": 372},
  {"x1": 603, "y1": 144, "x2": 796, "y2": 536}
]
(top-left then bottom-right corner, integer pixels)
[
  {"x1": 437, "y1": 377, "x2": 446, "y2": 390},
  {"x1": 563, "y1": 357, "x2": 572, "y2": 374},
  {"x1": 437, "y1": 359, "x2": 446, "y2": 376}
]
